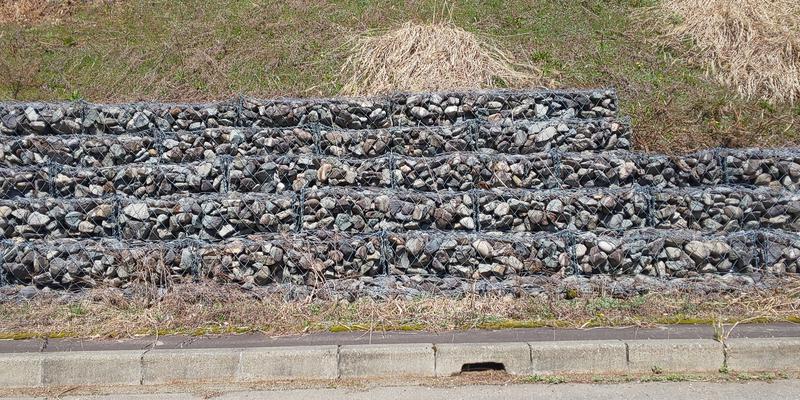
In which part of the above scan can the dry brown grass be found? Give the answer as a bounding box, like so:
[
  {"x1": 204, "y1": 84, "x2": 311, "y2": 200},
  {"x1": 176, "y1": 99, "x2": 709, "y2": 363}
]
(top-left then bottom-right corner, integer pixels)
[
  {"x1": 339, "y1": 20, "x2": 546, "y2": 96},
  {"x1": 1, "y1": 277, "x2": 798, "y2": 339},
  {"x1": 0, "y1": 0, "x2": 92, "y2": 24},
  {"x1": 651, "y1": 0, "x2": 800, "y2": 104}
]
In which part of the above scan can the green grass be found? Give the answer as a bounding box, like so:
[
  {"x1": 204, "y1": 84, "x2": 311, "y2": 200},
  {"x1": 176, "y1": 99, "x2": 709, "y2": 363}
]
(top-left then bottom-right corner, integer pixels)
[{"x1": 0, "y1": 0, "x2": 798, "y2": 152}]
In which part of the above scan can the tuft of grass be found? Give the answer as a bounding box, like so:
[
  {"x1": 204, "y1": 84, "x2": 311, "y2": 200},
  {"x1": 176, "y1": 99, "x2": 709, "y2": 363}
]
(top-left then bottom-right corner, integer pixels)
[
  {"x1": 647, "y1": 0, "x2": 800, "y2": 104},
  {"x1": 524, "y1": 375, "x2": 568, "y2": 384},
  {"x1": 338, "y1": 20, "x2": 544, "y2": 96}
]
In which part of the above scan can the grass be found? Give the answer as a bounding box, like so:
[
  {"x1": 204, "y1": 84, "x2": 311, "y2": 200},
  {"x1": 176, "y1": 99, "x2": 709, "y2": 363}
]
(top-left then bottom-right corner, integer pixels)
[
  {"x1": 338, "y1": 20, "x2": 543, "y2": 95},
  {"x1": 1, "y1": 277, "x2": 798, "y2": 339},
  {"x1": 649, "y1": 0, "x2": 800, "y2": 104},
  {"x1": 0, "y1": 0, "x2": 798, "y2": 153}
]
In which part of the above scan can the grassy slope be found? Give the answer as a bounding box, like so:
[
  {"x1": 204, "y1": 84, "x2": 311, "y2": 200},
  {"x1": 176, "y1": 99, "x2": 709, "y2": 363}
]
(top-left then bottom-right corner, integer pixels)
[{"x1": 1, "y1": 0, "x2": 798, "y2": 153}]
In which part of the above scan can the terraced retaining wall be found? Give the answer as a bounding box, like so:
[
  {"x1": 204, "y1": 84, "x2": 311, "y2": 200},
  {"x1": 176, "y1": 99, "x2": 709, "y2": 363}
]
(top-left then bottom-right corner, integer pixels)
[{"x1": 1, "y1": 89, "x2": 798, "y2": 292}]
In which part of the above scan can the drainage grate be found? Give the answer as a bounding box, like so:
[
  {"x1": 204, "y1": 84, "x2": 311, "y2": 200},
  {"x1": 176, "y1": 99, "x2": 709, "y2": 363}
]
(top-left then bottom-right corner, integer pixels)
[{"x1": 460, "y1": 362, "x2": 506, "y2": 373}]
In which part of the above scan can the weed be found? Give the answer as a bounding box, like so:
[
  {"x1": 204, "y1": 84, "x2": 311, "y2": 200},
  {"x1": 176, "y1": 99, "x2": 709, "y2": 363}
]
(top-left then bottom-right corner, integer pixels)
[{"x1": 525, "y1": 375, "x2": 567, "y2": 384}]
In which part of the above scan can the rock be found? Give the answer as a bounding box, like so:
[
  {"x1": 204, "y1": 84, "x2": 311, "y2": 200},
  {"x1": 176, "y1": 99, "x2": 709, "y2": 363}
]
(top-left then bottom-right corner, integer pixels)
[
  {"x1": 459, "y1": 216, "x2": 476, "y2": 230},
  {"x1": 410, "y1": 106, "x2": 430, "y2": 119},
  {"x1": 598, "y1": 241, "x2": 616, "y2": 253},
  {"x1": 664, "y1": 247, "x2": 682, "y2": 260},
  {"x1": 78, "y1": 221, "x2": 95, "y2": 233},
  {"x1": 575, "y1": 243, "x2": 587, "y2": 258},
  {"x1": 17, "y1": 285, "x2": 37, "y2": 299},
  {"x1": 472, "y1": 240, "x2": 493, "y2": 258},
  {"x1": 123, "y1": 203, "x2": 149, "y2": 220},
  {"x1": 218, "y1": 224, "x2": 235, "y2": 238},
  {"x1": 126, "y1": 112, "x2": 150, "y2": 131},
  {"x1": 685, "y1": 241, "x2": 710, "y2": 261},
  {"x1": 406, "y1": 238, "x2": 425, "y2": 256},
  {"x1": 535, "y1": 127, "x2": 557, "y2": 143},
  {"x1": 546, "y1": 199, "x2": 563, "y2": 213},
  {"x1": 27, "y1": 212, "x2": 50, "y2": 228}
]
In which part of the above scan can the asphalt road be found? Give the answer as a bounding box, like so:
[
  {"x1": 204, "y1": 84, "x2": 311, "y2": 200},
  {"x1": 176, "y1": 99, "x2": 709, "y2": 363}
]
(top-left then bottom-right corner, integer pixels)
[{"x1": 5, "y1": 381, "x2": 800, "y2": 400}]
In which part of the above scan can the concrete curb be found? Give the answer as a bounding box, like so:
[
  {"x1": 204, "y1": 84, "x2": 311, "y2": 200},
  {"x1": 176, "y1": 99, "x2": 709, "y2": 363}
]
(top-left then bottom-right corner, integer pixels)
[{"x1": 1, "y1": 337, "x2": 798, "y2": 388}]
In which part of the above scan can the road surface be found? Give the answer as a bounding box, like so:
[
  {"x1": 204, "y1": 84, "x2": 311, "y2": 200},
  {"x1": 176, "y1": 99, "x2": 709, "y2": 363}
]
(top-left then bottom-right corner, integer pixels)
[{"x1": 4, "y1": 381, "x2": 799, "y2": 400}]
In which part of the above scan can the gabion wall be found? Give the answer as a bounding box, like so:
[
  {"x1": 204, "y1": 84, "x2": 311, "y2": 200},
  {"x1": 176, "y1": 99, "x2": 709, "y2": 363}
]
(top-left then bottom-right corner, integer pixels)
[{"x1": 1, "y1": 89, "x2": 799, "y2": 291}]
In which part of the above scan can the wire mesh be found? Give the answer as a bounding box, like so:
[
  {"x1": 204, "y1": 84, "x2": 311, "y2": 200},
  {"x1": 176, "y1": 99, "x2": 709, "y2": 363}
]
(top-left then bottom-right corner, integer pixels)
[
  {"x1": 198, "y1": 235, "x2": 292, "y2": 285},
  {"x1": 0, "y1": 102, "x2": 83, "y2": 135},
  {"x1": 240, "y1": 97, "x2": 392, "y2": 129},
  {"x1": 475, "y1": 117, "x2": 630, "y2": 154},
  {"x1": 118, "y1": 193, "x2": 297, "y2": 241},
  {"x1": 83, "y1": 101, "x2": 238, "y2": 134},
  {"x1": 393, "y1": 152, "x2": 482, "y2": 191},
  {"x1": 390, "y1": 89, "x2": 618, "y2": 126},
  {"x1": 723, "y1": 148, "x2": 800, "y2": 191},
  {"x1": 638, "y1": 150, "x2": 723, "y2": 188},
  {"x1": 159, "y1": 126, "x2": 318, "y2": 162},
  {"x1": 300, "y1": 187, "x2": 475, "y2": 233},
  {"x1": 385, "y1": 231, "x2": 571, "y2": 278},
  {"x1": 0, "y1": 238, "x2": 199, "y2": 288},
  {"x1": 389, "y1": 124, "x2": 476, "y2": 156},
  {"x1": 0, "y1": 197, "x2": 116, "y2": 240},
  {"x1": 574, "y1": 229, "x2": 757, "y2": 277},
  {"x1": 52, "y1": 160, "x2": 226, "y2": 198},
  {"x1": 474, "y1": 188, "x2": 648, "y2": 233},
  {"x1": 0, "y1": 166, "x2": 50, "y2": 199},
  {"x1": 227, "y1": 155, "x2": 392, "y2": 194},
  {"x1": 0, "y1": 132, "x2": 159, "y2": 168},
  {"x1": 758, "y1": 230, "x2": 800, "y2": 274},
  {"x1": 650, "y1": 187, "x2": 800, "y2": 233},
  {"x1": 317, "y1": 126, "x2": 393, "y2": 158}
]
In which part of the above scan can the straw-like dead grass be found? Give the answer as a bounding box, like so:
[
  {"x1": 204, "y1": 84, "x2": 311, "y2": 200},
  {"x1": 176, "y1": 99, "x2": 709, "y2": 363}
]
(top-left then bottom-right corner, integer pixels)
[
  {"x1": 1, "y1": 277, "x2": 798, "y2": 339},
  {"x1": 0, "y1": 0, "x2": 86, "y2": 24},
  {"x1": 339, "y1": 21, "x2": 546, "y2": 96},
  {"x1": 651, "y1": 0, "x2": 800, "y2": 104}
]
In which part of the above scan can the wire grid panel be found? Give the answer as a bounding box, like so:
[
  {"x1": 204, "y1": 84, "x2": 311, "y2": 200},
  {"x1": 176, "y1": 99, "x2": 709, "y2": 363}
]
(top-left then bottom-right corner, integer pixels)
[
  {"x1": 390, "y1": 89, "x2": 618, "y2": 126},
  {"x1": 300, "y1": 188, "x2": 475, "y2": 233},
  {"x1": 389, "y1": 124, "x2": 475, "y2": 156},
  {"x1": 0, "y1": 238, "x2": 188, "y2": 288},
  {"x1": 475, "y1": 117, "x2": 630, "y2": 154},
  {"x1": 385, "y1": 231, "x2": 571, "y2": 279},
  {"x1": 283, "y1": 231, "x2": 384, "y2": 282},
  {"x1": 0, "y1": 197, "x2": 115, "y2": 239},
  {"x1": 758, "y1": 230, "x2": 800, "y2": 274},
  {"x1": 118, "y1": 193, "x2": 297, "y2": 241},
  {"x1": 240, "y1": 97, "x2": 392, "y2": 129},
  {"x1": 83, "y1": 101, "x2": 238, "y2": 134},
  {"x1": 637, "y1": 150, "x2": 723, "y2": 188},
  {"x1": 159, "y1": 126, "x2": 317, "y2": 162},
  {"x1": 227, "y1": 155, "x2": 392, "y2": 194},
  {"x1": 199, "y1": 235, "x2": 294, "y2": 285},
  {"x1": 0, "y1": 166, "x2": 50, "y2": 199},
  {"x1": 741, "y1": 190, "x2": 800, "y2": 231},
  {"x1": 0, "y1": 101, "x2": 83, "y2": 135},
  {"x1": 723, "y1": 148, "x2": 800, "y2": 191},
  {"x1": 475, "y1": 188, "x2": 648, "y2": 232},
  {"x1": 317, "y1": 126, "x2": 392, "y2": 158},
  {"x1": 0, "y1": 239, "x2": 8, "y2": 286},
  {"x1": 650, "y1": 187, "x2": 800, "y2": 233},
  {"x1": 574, "y1": 229, "x2": 758, "y2": 277},
  {"x1": 479, "y1": 152, "x2": 560, "y2": 190},
  {"x1": 393, "y1": 152, "x2": 482, "y2": 192},
  {"x1": 557, "y1": 150, "x2": 641, "y2": 189},
  {"x1": 0, "y1": 132, "x2": 159, "y2": 168},
  {"x1": 52, "y1": 160, "x2": 226, "y2": 198}
]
